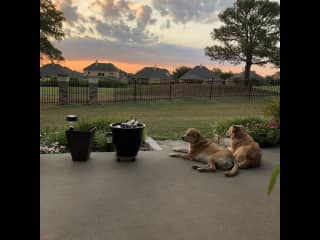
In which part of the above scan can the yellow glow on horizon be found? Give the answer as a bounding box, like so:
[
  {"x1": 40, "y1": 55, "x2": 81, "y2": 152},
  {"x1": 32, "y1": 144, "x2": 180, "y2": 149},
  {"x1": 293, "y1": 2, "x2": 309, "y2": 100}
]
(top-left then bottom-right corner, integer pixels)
[{"x1": 40, "y1": 58, "x2": 277, "y2": 76}]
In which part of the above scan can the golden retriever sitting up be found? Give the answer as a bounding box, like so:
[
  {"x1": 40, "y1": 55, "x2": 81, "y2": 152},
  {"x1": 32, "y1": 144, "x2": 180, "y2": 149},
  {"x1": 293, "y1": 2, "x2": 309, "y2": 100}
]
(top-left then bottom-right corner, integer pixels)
[
  {"x1": 168, "y1": 128, "x2": 238, "y2": 177},
  {"x1": 226, "y1": 125, "x2": 262, "y2": 169}
]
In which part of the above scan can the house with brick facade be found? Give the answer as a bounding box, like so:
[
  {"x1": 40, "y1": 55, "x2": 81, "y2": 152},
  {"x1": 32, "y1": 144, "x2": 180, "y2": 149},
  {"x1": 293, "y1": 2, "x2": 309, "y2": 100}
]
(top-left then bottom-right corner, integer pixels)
[{"x1": 83, "y1": 61, "x2": 121, "y2": 79}]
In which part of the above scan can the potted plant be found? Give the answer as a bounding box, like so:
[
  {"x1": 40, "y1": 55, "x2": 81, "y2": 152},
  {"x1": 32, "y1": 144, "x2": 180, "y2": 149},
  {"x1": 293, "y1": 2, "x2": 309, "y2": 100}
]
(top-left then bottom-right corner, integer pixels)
[
  {"x1": 65, "y1": 115, "x2": 96, "y2": 161},
  {"x1": 107, "y1": 119, "x2": 145, "y2": 161}
]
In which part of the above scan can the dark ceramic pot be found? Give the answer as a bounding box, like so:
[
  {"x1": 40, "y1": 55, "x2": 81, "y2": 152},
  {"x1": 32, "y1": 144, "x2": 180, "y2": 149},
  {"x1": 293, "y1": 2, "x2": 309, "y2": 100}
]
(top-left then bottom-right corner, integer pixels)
[
  {"x1": 108, "y1": 122, "x2": 145, "y2": 161},
  {"x1": 65, "y1": 127, "x2": 96, "y2": 161}
]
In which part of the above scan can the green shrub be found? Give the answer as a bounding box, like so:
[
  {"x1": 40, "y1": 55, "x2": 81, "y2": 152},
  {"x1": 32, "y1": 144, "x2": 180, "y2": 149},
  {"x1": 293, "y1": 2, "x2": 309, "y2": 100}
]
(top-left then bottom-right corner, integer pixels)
[
  {"x1": 40, "y1": 78, "x2": 58, "y2": 86},
  {"x1": 98, "y1": 77, "x2": 128, "y2": 88},
  {"x1": 40, "y1": 128, "x2": 68, "y2": 146},
  {"x1": 69, "y1": 78, "x2": 88, "y2": 87},
  {"x1": 92, "y1": 131, "x2": 108, "y2": 151},
  {"x1": 264, "y1": 97, "x2": 280, "y2": 124},
  {"x1": 214, "y1": 117, "x2": 265, "y2": 136},
  {"x1": 213, "y1": 117, "x2": 280, "y2": 147}
]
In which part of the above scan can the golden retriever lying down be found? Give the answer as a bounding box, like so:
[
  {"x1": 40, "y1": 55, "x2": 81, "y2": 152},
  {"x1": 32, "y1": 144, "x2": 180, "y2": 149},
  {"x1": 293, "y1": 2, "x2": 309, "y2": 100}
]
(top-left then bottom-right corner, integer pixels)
[
  {"x1": 168, "y1": 128, "x2": 238, "y2": 177},
  {"x1": 226, "y1": 125, "x2": 262, "y2": 169}
]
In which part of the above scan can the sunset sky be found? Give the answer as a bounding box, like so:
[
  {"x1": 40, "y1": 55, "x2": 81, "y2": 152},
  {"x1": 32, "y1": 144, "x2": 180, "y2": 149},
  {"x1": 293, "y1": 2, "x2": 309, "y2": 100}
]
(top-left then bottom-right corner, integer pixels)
[{"x1": 42, "y1": 0, "x2": 280, "y2": 76}]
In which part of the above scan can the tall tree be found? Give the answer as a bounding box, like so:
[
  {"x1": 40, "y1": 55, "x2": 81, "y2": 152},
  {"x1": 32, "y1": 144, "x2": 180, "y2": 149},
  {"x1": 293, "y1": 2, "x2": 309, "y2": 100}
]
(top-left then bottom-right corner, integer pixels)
[
  {"x1": 205, "y1": 0, "x2": 280, "y2": 82},
  {"x1": 221, "y1": 71, "x2": 234, "y2": 80},
  {"x1": 40, "y1": 0, "x2": 65, "y2": 61},
  {"x1": 172, "y1": 66, "x2": 192, "y2": 80},
  {"x1": 212, "y1": 68, "x2": 234, "y2": 80},
  {"x1": 212, "y1": 68, "x2": 222, "y2": 74}
]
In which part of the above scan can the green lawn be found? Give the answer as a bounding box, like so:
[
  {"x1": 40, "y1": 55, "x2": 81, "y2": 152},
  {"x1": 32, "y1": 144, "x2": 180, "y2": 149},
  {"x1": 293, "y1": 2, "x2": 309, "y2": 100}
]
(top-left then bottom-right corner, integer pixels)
[
  {"x1": 254, "y1": 85, "x2": 280, "y2": 93},
  {"x1": 40, "y1": 98, "x2": 271, "y2": 140}
]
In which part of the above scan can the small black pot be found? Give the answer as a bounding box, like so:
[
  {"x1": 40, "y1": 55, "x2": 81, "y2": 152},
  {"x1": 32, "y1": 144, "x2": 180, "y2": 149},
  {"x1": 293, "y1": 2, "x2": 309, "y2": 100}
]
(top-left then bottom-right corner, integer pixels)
[
  {"x1": 109, "y1": 122, "x2": 145, "y2": 161},
  {"x1": 66, "y1": 127, "x2": 96, "y2": 161}
]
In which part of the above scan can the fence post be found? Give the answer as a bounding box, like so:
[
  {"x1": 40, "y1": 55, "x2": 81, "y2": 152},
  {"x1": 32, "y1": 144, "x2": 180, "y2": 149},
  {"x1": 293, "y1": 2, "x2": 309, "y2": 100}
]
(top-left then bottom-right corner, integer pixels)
[
  {"x1": 209, "y1": 71, "x2": 215, "y2": 102},
  {"x1": 58, "y1": 74, "x2": 69, "y2": 105},
  {"x1": 88, "y1": 77, "x2": 98, "y2": 104},
  {"x1": 248, "y1": 80, "x2": 253, "y2": 100},
  {"x1": 134, "y1": 79, "x2": 137, "y2": 103},
  {"x1": 169, "y1": 80, "x2": 172, "y2": 101},
  {"x1": 209, "y1": 80, "x2": 214, "y2": 101}
]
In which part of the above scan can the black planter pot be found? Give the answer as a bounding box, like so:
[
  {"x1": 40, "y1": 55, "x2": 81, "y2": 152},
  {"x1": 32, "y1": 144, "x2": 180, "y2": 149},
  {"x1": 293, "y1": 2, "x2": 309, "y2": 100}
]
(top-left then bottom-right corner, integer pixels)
[
  {"x1": 66, "y1": 127, "x2": 96, "y2": 161},
  {"x1": 109, "y1": 122, "x2": 145, "y2": 161}
]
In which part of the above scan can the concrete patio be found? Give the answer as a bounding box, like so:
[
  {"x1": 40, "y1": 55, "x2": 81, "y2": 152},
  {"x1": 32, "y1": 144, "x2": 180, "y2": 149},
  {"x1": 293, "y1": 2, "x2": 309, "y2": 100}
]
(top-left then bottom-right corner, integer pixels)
[{"x1": 40, "y1": 148, "x2": 280, "y2": 240}]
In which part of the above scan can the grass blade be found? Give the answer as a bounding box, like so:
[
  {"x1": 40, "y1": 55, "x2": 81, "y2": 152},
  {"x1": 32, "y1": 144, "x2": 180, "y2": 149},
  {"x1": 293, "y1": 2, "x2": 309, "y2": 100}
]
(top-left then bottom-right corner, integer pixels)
[{"x1": 268, "y1": 164, "x2": 280, "y2": 195}]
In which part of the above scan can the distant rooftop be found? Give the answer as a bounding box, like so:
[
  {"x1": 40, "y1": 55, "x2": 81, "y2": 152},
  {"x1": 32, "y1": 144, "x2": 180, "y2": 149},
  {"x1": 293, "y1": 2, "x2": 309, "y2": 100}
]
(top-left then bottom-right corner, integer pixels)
[
  {"x1": 83, "y1": 61, "x2": 119, "y2": 72},
  {"x1": 40, "y1": 63, "x2": 83, "y2": 78},
  {"x1": 180, "y1": 65, "x2": 222, "y2": 81},
  {"x1": 133, "y1": 66, "x2": 171, "y2": 79}
]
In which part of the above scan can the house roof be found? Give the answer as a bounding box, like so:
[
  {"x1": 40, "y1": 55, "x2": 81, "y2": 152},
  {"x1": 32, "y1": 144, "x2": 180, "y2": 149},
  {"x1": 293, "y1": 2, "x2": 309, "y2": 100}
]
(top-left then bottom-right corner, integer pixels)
[
  {"x1": 83, "y1": 61, "x2": 119, "y2": 72},
  {"x1": 179, "y1": 65, "x2": 222, "y2": 81},
  {"x1": 227, "y1": 71, "x2": 265, "y2": 81},
  {"x1": 40, "y1": 64, "x2": 83, "y2": 78},
  {"x1": 133, "y1": 67, "x2": 171, "y2": 79}
]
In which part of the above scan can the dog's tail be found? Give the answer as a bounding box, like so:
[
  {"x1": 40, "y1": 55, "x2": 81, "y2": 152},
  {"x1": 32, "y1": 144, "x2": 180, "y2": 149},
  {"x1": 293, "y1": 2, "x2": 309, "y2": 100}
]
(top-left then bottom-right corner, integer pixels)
[{"x1": 224, "y1": 159, "x2": 239, "y2": 177}]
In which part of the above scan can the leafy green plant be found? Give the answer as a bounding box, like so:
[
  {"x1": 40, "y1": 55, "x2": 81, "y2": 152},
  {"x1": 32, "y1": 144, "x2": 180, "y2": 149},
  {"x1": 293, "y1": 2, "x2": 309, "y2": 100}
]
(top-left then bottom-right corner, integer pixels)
[
  {"x1": 264, "y1": 97, "x2": 280, "y2": 124},
  {"x1": 268, "y1": 164, "x2": 280, "y2": 195},
  {"x1": 92, "y1": 131, "x2": 108, "y2": 151},
  {"x1": 40, "y1": 128, "x2": 68, "y2": 146}
]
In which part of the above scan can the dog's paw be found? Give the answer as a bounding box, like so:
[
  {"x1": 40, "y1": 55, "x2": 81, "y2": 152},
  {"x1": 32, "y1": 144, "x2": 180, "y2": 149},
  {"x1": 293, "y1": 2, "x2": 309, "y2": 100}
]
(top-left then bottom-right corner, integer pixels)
[
  {"x1": 227, "y1": 147, "x2": 233, "y2": 152},
  {"x1": 197, "y1": 167, "x2": 216, "y2": 173},
  {"x1": 197, "y1": 168, "x2": 208, "y2": 172},
  {"x1": 192, "y1": 165, "x2": 200, "y2": 170},
  {"x1": 172, "y1": 147, "x2": 187, "y2": 153},
  {"x1": 168, "y1": 153, "x2": 178, "y2": 157}
]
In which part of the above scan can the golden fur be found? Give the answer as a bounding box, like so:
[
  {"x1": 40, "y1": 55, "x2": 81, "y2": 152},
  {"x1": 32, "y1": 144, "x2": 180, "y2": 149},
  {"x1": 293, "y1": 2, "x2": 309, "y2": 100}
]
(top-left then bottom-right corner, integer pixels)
[
  {"x1": 169, "y1": 128, "x2": 238, "y2": 177},
  {"x1": 226, "y1": 125, "x2": 262, "y2": 169}
]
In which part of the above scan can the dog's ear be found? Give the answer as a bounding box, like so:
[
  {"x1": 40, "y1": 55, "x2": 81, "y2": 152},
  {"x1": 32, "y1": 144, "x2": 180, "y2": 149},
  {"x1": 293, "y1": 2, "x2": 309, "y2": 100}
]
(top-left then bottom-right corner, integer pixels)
[
  {"x1": 233, "y1": 125, "x2": 244, "y2": 137},
  {"x1": 231, "y1": 125, "x2": 239, "y2": 137},
  {"x1": 232, "y1": 125, "x2": 239, "y2": 131},
  {"x1": 191, "y1": 129, "x2": 201, "y2": 143}
]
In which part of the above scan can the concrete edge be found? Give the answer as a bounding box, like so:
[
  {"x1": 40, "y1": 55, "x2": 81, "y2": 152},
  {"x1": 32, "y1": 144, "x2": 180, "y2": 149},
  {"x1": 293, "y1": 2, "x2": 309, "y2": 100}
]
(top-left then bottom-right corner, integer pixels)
[{"x1": 145, "y1": 137, "x2": 162, "y2": 150}]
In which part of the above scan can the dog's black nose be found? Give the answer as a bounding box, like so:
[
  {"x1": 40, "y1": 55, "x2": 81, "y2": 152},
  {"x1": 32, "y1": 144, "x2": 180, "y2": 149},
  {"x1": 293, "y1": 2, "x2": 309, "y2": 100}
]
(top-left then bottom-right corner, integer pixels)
[{"x1": 181, "y1": 136, "x2": 184, "y2": 140}]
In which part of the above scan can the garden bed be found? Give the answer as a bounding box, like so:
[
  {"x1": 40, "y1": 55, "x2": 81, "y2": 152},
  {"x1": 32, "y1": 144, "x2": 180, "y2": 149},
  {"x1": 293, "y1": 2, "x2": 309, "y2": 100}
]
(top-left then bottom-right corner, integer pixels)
[
  {"x1": 213, "y1": 117, "x2": 280, "y2": 148},
  {"x1": 40, "y1": 136, "x2": 156, "y2": 154}
]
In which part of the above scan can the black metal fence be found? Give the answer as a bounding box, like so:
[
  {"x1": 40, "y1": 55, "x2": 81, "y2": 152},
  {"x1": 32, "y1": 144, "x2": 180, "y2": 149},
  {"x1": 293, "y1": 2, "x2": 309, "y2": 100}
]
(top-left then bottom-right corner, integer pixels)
[
  {"x1": 40, "y1": 79, "x2": 59, "y2": 104},
  {"x1": 40, "y1": 79, "x2": 280, "y2": 104}
]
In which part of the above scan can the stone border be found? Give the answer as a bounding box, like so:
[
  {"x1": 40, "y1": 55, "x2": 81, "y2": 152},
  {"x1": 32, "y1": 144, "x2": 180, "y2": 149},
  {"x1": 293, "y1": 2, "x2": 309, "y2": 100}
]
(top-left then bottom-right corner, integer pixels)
[{"x1": 145, "y1": 137, "x2": 162, "y2": 150}]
